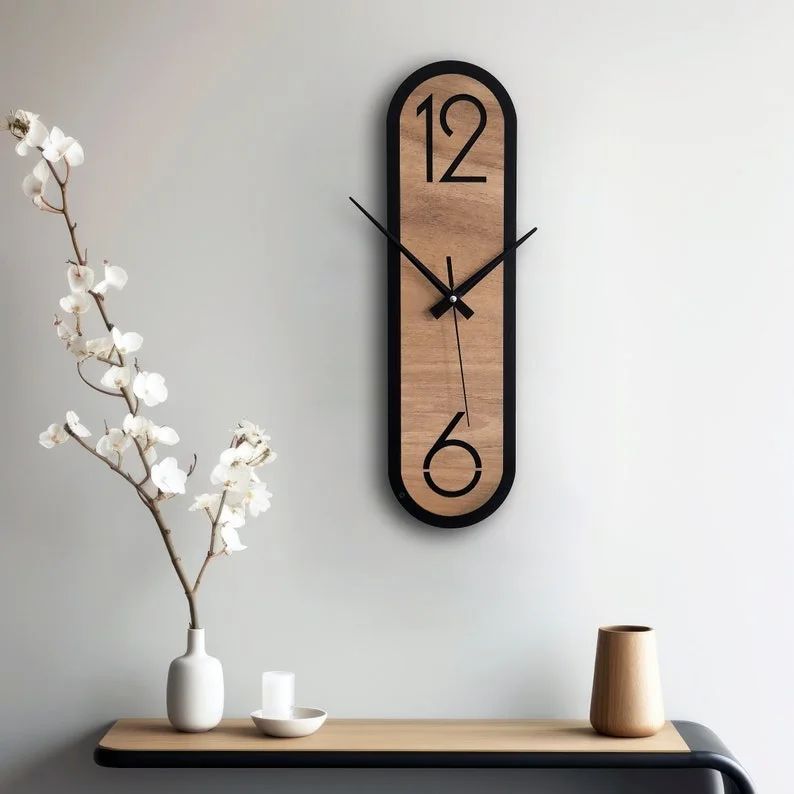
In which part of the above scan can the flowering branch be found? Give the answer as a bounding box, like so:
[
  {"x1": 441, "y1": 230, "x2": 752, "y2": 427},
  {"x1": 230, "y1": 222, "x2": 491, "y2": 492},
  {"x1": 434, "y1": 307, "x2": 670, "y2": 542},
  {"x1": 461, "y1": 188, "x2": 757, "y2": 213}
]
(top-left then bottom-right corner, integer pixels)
[{"x1": 6, "y1": 110, "x2": 276, "y2": 629}]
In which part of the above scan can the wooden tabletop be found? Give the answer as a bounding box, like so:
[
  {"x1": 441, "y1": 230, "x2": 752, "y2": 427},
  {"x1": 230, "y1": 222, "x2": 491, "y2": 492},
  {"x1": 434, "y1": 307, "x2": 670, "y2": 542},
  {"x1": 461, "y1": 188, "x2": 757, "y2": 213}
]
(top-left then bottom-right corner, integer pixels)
[
  {"x1": 98, "y1": 718, "x2": 689, "y2": 754},
  {"x1": 94, "y1": 718, "x2": 758, "y2": 792}
]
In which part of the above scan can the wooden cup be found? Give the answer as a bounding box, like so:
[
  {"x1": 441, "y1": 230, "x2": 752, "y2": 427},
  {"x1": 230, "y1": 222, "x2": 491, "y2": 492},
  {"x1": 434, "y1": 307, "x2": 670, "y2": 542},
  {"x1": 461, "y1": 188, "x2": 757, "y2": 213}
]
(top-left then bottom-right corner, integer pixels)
[{"x1": 589, "y1": 625, "x2": 665, "y2": 738}]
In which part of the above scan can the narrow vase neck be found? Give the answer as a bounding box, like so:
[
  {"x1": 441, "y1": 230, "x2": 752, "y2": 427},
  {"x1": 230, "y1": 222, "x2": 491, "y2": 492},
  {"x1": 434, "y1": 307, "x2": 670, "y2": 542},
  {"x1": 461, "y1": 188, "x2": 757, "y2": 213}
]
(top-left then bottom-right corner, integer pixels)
[{"x1": 186, "y1": 628, "x2": 206, "y2": 655}]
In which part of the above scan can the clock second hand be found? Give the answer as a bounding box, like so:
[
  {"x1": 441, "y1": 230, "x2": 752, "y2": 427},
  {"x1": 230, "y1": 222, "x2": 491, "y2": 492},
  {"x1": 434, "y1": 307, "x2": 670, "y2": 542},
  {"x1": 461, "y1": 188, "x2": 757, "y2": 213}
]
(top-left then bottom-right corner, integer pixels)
[{"x1": 447, "y1": 256, "x2": 470, "y2": 427}]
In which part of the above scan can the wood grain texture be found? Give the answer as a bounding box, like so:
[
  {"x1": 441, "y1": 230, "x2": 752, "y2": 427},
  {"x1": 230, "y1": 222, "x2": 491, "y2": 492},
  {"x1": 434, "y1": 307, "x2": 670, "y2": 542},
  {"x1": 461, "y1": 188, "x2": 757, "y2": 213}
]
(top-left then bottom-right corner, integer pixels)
[
  {"x1": 590, "y1": 626, "x2": 666, "y2": 738},
  {"x1": 398, "y1": 73, "x2": 507, "y2": 517},
  {"x1": 99, "y1": 719, "x2": 688, "y2": 753}
]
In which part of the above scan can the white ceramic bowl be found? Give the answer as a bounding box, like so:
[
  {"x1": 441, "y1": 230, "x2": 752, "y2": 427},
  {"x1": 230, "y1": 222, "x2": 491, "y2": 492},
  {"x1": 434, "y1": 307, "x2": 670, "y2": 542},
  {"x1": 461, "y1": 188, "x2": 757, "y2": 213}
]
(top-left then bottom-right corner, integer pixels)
[{"x1": 250, "y1": 707, "x2": 327, "y2": 738}]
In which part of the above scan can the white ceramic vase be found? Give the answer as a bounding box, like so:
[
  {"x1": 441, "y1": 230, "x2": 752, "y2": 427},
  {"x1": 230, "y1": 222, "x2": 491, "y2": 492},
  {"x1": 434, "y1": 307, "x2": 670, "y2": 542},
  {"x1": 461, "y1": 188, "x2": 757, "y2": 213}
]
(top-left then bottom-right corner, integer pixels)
[{"x1": 166, "y1": 628, "x2": 224, "y2": 732}]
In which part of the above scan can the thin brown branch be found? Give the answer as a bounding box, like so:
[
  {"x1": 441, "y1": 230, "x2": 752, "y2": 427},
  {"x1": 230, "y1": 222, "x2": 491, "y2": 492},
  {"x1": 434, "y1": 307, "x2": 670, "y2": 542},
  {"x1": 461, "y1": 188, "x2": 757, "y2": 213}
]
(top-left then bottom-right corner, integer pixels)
[
  {"x1": 65, "y1": 424, "x2": 151, "y2": 500},
  {"x1": 39, "y1": 151, "x2": 211, "y2": 629},
  {"x1": 76, "y1": 360, "x2": 124, "y2": 397},
  {"x1": 147, "y1": 501, "x2": 200, "y2": 628},
  {"x1": 193, "y1": 491, "x2": 228, "y2": 593}
]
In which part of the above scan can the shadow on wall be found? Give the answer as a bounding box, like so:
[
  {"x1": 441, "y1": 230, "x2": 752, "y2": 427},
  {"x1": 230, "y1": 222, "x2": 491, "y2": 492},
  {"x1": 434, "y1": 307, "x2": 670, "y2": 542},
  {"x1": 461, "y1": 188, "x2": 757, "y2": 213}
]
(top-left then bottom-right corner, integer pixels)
[{"x1": 1, "y1": 731, "x2": 723, "y2": 794}]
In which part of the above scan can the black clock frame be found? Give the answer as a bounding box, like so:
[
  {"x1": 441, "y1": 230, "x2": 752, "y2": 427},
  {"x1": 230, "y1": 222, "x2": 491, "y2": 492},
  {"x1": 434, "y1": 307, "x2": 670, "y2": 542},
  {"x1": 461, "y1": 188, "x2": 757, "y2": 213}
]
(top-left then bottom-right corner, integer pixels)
[{"x1": 386, "y1": 60, "x2": 517, "y2": 529}]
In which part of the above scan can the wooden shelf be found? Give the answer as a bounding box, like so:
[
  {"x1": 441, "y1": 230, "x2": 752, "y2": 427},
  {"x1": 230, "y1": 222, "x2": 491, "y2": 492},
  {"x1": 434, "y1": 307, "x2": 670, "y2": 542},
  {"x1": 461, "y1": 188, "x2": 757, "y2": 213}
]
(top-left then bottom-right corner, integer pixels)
[{"x1": 95, "y1": 718, "x2": 754, "y2": 793}]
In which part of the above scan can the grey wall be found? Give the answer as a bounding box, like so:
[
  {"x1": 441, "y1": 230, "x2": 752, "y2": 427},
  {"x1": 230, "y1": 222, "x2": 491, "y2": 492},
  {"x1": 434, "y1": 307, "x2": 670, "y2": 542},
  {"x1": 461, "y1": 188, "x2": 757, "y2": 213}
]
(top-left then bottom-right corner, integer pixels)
[{"x1": 0, "y1": 0, "x2": 789, "y2": 791}]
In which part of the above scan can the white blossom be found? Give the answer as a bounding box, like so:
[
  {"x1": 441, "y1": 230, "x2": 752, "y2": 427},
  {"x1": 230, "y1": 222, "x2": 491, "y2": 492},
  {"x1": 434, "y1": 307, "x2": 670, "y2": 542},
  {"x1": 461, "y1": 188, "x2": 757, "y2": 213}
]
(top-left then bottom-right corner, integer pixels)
[
  {"x1": 39, "y1": 423, "x2": 68, "y2": 448},
  {"x1": 246, "y1": 482, "x2": 272, "y2": 516},
  {"x1": 54, "y1": 319, "x2": 90, "y2": 360},
  {"x1": 211, "y1": 462, "x2": 251, "y2": 492},
  {"x1": 94, "y1": 261, "x2": 128, "y2": 294},
  {"x1": 120, "y1": 413, "x2": 176, "y2": 449},
  {"x1": 232, "y1": 420, "x2": 271, "y2": 447},
  {"x1": 226, "y1": 480, "x2": 272, "y2": 517},
  {"x1": 22, "y1": 159, "x2": 50, "y2": 208},
  {"x1": 111, "y1": 327, "x2": 143, "y2": 355},
  {"x1": 59, "y1": 292, "x2": 91, "y2": 315},
  {"x1": 151, "y1": 456, "x2": 187, "y2": 495},
  {"x1": 154, "y1": 425, "x2": 179, "y2": 445},
  {"x1": 189, "y1": 493, "x2": 221, "y2": 513},
  {"x1": 96, "y1": 428, "x2": 131, "y2": 459},
  {"x1": 122, "y1": 413, "x2": 154, "y2": 441},
  {"x1": 133, "y1": 371, "x2": 167, "y2": 407},
  {"x1": 13, "y1": 110, "x2": 48, "y2": 156},
  {"x1": 219, "y1": 503, "x2": 246, "y2": 528},
  {"x1": 67, "y1": 335, "x2": 90, "y2": 360},
  {"x1": 220, "y1": 524, "x2": 246, "y2": 553},
  {"x1": 66, "y1": 264, "x2": 94, "y2": 292},
  {"x1": 100, "y1": 365, "x2": 130, "y2": 390},
  {"x1": 85, "y1": 335, "x2": 114, "y2": 357},
  {"x1": 65, "y1": 410, "x2": 90, "y2": 437},
  {"x1": 55, "y1": 318, "x2": 73, "y2": 341},
  {"x1": 210, "y1": 446, "x2": 253, "y2": 493},
  {"x1": 42, "y1": 126, "x2": 84, "y2": 167},
  {"x1": 219, "y1": 444, "x2": 254, "y2": 467}
]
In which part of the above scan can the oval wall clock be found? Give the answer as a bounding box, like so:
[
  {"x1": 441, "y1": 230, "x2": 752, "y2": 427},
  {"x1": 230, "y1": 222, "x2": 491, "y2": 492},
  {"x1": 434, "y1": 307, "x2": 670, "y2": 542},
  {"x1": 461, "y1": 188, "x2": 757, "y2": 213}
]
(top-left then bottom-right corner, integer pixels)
[{"x1": 351, "y1": 60, "x2": 536, "y2": 528}]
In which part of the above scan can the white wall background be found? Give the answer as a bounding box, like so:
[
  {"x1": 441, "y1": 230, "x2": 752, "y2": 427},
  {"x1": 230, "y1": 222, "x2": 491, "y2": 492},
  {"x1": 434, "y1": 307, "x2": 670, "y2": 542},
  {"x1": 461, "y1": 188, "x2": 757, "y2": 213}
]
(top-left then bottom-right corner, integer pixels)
[{"x1": 1, "y1": 0, "x2": 790, "y2": 791}]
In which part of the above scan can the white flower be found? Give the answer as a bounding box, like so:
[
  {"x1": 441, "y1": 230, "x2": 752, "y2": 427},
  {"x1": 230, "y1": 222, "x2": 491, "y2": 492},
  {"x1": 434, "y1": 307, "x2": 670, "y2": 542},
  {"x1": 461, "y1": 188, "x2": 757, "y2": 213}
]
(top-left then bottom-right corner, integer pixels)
[
  {"x1": 85, "y1": 335, "x2": 114, "y2": 357},
  {"x1": 65, "y1": 410, "x2": 90, "y2": 437},
  {"x1": 96, "y1": 428, "x2": 131, "y2": 458},
  {"x1": 151, "y1": 456, "x2": 187, "y2": 495},
  {"x1": 133, "y1": 371, "x2": 167, "y2": 407},
  {"x1": 220, "y1": 444, "x2": 255, "y2": 467},
  {"x1": 121, "y1": 413, "x2": 176, "y2": 448},
  {"x1": 66, "y1": 264, "x2": 94, "y2": 292},
  {"x1": 210, "y1": 459, "x2": 251, "y2": 493},
  {"x1": 246, "y1": 482, "x2": 273, "y2": 516},
  {"x1": 39, "y1": 423, "x2": 68, "y2": 448},
  {"x1": 94, "y1": 261, "x2": 128, "y2": 294},
  {"x1": 154, "y1": 425, "x2": 179, "y2": 445},
  {"x1": 210, "y1": 445, "x2": 256, "y2": 492},
  {"x1": 189, "y1": 493, "x2": 221, "y2": 513},
  {"x1": 67, "y1": 335, "x2": 90, "y2": 360},
  {"x1": 219, "y1": 503, "x2": 246, "y2": 528},
  {"x1": 111, "y1": 327, "x2": 143, "y2": 355},
  {"x1": 13, "y1": 111, "x2": 49, "y2": 156},
  {"x1": 220, "y1": 524, "x2": 247, "y2": 553},
  {"x1": 54, "y1": 320, "x2": 90, "y2": 359},
  {"x1": 55, "y1": 318, "x2": 73, "y2": 341},
  {"x1": 42, "y1": 126, "x2": 84, "y2": 167},
  {"x1": 226, "y1": 480, "x2": 272, "y2": 517},
  {"x1": 122, "y1": 413, "x2": 155, "y2": 441},
  {"x1": 22, "y1": 159, "x2": 50, "y2": 208},
  {"x1": 144, "y1": 446, "x2": 158, "y2": 464},
  {"x1": 59, "y1": 292, "x2": 91, "y2": 315},
  {"x1": 100, "y1": 365, "x2": 130, "y2": 390},
  {"x1": 232, "y1": 420, "x2": 271, "y2": 447}
]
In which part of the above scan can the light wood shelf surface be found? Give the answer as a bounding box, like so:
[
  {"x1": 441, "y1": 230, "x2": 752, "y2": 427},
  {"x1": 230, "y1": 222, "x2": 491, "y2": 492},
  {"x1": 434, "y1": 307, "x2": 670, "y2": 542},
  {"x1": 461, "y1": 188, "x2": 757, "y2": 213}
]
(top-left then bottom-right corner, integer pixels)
[{"x1": 99, "y1": 718, "x2": 688, "y2": 754}]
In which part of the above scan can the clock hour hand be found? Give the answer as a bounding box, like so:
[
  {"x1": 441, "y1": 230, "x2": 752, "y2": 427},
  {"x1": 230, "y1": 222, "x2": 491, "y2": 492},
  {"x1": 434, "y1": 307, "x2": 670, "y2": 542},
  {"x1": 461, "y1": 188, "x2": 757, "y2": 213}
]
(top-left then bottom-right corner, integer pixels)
[
  {"x1": 429, "y1": 227, "x2": 538, "y2": 319},
  {"x1": 349, "y1": 196, "x2": 475, "y2": 319}
]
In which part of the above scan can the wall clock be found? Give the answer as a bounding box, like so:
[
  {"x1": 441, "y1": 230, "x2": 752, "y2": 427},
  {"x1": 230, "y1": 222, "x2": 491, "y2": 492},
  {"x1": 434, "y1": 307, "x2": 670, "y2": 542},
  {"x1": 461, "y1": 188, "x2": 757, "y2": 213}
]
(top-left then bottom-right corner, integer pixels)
[{"x1": 352, "y1": 60, "x2": 536, "y2": 528}]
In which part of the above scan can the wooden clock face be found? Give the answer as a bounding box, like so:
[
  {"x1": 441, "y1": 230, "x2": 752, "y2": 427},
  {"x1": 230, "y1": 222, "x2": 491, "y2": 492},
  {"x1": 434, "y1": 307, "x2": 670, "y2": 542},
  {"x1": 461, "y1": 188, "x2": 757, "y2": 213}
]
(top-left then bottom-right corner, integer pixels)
[{"x1": 387, "y1": 61, "x2": 517, "y2": 528}]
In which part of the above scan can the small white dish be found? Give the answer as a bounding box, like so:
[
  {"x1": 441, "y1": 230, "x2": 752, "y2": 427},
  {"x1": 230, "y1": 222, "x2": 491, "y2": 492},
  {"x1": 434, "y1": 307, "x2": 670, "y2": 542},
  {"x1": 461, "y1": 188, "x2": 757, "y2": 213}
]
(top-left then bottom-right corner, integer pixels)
[{"x1": 250, "y1": 707, "x2": 327, "y2": 738}]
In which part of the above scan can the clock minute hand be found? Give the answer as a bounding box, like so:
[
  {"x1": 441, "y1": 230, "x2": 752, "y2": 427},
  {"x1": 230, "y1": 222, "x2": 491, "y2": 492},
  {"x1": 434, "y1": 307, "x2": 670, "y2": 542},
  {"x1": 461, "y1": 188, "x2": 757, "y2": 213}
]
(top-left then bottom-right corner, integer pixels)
[
  {"x1": 429, "y1": 227, "x2": 538, "y2": 319},
  {"x1": 349, "y1": 196, "x2": 475, "y2": 319}
]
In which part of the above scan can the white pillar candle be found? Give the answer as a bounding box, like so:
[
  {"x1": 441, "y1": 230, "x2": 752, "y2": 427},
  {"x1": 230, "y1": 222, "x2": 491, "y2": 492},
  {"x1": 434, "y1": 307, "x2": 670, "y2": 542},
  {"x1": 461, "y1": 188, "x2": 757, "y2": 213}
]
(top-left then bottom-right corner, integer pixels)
[{"x1": 261, "y1": 671, "x2": 295, "y2": 717}]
